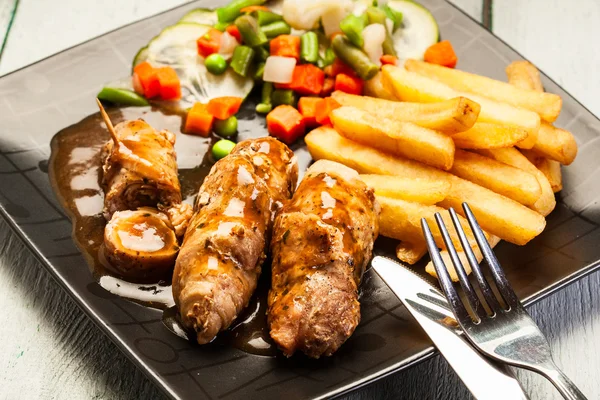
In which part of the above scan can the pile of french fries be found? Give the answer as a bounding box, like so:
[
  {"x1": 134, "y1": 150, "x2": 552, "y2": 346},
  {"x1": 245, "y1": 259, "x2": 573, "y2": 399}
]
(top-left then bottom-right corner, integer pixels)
[{"x1": 305, "y1": 59, "x2": 578, "y2": 280}]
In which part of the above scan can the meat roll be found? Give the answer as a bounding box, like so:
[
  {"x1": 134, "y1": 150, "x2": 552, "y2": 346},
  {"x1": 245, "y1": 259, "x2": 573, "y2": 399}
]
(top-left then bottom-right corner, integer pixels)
[
  {"x1": 102, "y1": 119, "x2": 192, "y2": 237},
  {"x1": 104, "y1": 207, "x2": 179, "y2": 280},
  {"x1": 268, "y1": 160, "x2": 380, "y2": 358},
  {"x1": 173, "y1": 137, "x2": 298, "y2": 344}
]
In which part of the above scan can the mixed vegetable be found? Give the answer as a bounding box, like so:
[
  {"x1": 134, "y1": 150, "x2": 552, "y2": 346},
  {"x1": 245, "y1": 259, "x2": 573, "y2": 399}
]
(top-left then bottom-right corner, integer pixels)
[{"x1": 97, "y1": 0, "x2": 450, "y2": 159}]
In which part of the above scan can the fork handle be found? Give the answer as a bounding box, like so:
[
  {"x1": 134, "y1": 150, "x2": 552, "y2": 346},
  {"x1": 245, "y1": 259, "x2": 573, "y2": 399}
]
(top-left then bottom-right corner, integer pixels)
[{"x1": 542, "y1": 363, "x2": 588, "y2": 400}]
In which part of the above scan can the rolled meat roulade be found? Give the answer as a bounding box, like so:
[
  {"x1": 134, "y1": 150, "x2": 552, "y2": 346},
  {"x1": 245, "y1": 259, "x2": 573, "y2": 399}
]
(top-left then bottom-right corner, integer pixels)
[
  {"x1": 268, "y1": 160, "x2": 380, "y2": 358},
  {"x1": 173, "y1": 137, "x2": 298, "y2": 344}
]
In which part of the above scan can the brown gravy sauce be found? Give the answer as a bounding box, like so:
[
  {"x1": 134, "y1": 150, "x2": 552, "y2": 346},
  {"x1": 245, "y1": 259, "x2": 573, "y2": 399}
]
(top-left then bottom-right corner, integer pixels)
[{"x1": 48, "y1": 106, "x2": 303, "y2": 357}]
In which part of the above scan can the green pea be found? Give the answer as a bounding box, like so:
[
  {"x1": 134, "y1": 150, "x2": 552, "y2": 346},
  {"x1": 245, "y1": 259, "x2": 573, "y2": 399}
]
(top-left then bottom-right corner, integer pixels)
[
  {"x1": 213, "y1": 116, "x2": 238, "y2": 137},
  {"x1": 212, "y1": 139, "x2": 236, "y2": 160},
  {"x1": 205, "y1": 54, "x2": 227, "y2": 75}
]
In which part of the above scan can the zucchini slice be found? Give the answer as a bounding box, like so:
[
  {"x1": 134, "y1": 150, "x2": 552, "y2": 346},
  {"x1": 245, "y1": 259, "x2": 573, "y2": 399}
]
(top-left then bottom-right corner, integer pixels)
[
  {"x1": 178, "y1": 8, "x2": 218, "y2": 25},
  {"x1": 132, "y1": 22, "x2": 254, "y2": 107},
  {"x1": 387, "y1": 0, "x2": 439, "y2": 61}
]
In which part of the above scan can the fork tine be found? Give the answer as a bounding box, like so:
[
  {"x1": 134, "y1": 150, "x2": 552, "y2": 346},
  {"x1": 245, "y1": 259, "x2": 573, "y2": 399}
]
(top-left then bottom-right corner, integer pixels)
[
  {"x1": 434, "y1": 212, "x2": 486, "y2": 320},
  {"x1": 421, "y1": 218, "x2": 471, "y2": 324},
  {"x1": 448, "y1": 208, "x2": 503, "y2": 314},
  {"x1": 462, "y1": 203, "x2": 520, "y2": 308}
]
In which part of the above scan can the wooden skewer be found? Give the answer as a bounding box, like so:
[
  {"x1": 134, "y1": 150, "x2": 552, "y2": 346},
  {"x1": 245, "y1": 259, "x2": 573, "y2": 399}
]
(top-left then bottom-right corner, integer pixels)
[{"x1": 96, "y1": 98, "x2": 119, "y2": 145}]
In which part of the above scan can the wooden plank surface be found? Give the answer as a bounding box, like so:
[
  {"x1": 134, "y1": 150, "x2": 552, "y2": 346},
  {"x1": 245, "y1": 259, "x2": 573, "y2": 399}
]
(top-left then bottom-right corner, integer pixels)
[{"x1": 0, "y1": 1, "x2": 599, "y2": 399}]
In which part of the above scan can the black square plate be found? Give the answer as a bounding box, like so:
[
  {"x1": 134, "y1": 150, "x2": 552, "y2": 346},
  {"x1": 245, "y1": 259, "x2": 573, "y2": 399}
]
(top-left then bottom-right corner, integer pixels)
[{"x1": 1, "y1": 1, "x2": 599, "y2": 399}]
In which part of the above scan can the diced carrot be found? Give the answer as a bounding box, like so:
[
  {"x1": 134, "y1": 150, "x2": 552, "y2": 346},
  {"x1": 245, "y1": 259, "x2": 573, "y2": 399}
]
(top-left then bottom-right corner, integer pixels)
[
  {"x1": 334, "y1": 73, "x2": 364, "y2": 95},
  {"x1": 330, "y1": 58, "x2": 356, "y2": 77},
  {"x1": 185, "y1": 103, "x2": 214, "y2": 137},
  {"x1": 197, "y1": 28, "x2": 223, "y2": 58},
  {"x1": 226, "y1": 25, "x2": 242, "y2": 43},
  {"x1": 321, "y1": 77, "x2": 335, "y2": 97},
  {"x1": 380, "y1": 54, "x2": 398, "y2": 66},
  {"x1": 274, "y1": 64, "x2": 324, "y2": 95},
  {"x1": 156, "y1": 67, "x2": 181, "y2": 100},
  {"x1": 240, "y1": 5, "x2": 270, "y2": 13},
  {"x1": 315, "y1": 97, "x2": 341, "y2": 126},
  {"x1": 207, "y1": 96, "x2": 243, "y2": 120},
  {"x1": 270, "y1": 35, "x2": 301, "y2": 61},
  {"x1": 132, "y1": 62, "x2": 160, "y2": 98},
  {"x1": 323, "y1": 65, "x2": 334, "y2": 77},
  {"x1": 266, "y1": 105, "x2": 306, "y2": 144},
  {"x1": 298, "y1": 97, "x2": 322, "y2": 128},
  {"x1": 424, "y1": 40, "x2": 458, "y2": 68}
]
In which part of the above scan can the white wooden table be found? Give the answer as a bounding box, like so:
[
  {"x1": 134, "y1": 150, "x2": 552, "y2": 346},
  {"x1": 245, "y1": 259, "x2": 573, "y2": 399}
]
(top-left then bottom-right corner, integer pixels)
[{"x1": 1, "y1": 1, "x2": 599, "y2": 399}]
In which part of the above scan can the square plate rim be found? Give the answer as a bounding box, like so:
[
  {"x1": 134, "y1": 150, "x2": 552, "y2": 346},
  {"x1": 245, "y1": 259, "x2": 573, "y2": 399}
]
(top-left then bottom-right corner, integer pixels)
[{"x1": 0, "y1": 1, "x2": 599, "y2": 399}]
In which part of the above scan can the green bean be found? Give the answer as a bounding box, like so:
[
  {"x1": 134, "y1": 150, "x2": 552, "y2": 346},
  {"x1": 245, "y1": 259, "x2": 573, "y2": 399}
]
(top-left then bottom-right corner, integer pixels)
[
  {"x1": 253, "y1": 62, "x2": 265, "y2": 81},
  {"x1": 212, "y1": 139, "x2": 237, "y2": 160},
  {"x1": 252, "y1": 10, "x2": 283, "y2": 26},
  {"x1": 230, "y1": 46, "x2": 256, "y2": 77},
  {"x1": 331, "y1": 35, "x2": 379, "y2": 80},
  {"x1": 205, "y1": 54, "x2": 228, "y2": 75},
  {"x1": 214, "y1": 21, "x2": 229, "y2": 32},
  {"x1": 271, "y1": 89, "x2": 297, "y2": 107},
  {"x1": 300, "y1": 32, "x2": 319, "y2": 64},
  {"x1": 366, "y1": 6, "x2": 398, "y2": 56},
  {"x1": 261, "y1": 21, "x2": 291, "y2": 39},
  {"x1": 255, "y1": 103, "x2": 272, "y2": 114},
  {"x1": 235, "y1": 15, "x2": 268, "y2": 47},
  {"x1": 217, "y1": 0, "x2": 266, "y2": 23},
  {"x1": 340, "y1": 14, "x2": 366, "y2": 48},
  {"x1": 213, "y1": 116, "x2": 238, "y2": 137},
  {"x1": 382, "y1": 5, "x2": 403, "y2": 32},
  {"x1": 317, "y1": 47, "x2": 336, "y2": 68},
  {"x1": 97, "y1": 87, "x2": 149, "y2": 107},
  {"x1": 255, "y1": 46, "x2": 270, "y2": 62}
]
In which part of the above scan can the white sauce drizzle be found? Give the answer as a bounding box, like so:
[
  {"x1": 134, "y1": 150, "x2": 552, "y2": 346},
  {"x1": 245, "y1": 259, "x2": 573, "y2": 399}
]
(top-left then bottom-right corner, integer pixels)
[
  {"x1": 207, "y1": 256, "x2": 219, "y2": 270},
  {"x1": 223, "y1": 197, "x2": 245, "y2": 217},
  {"x1": 237, "y1": 166, "x2": 255, "y2": 185},
  {"x1": 69, "y1": 147, "x2": 99, "y2": 165},
  {"x1": 74, "y1": 194, "x2": 103, "y2": 216},
  {"x1": 98, "y1": 276, "x2": 175, "y2": 307},
  {"x1": 258, "y1": 142, "x2": 270, "y2": 154},
  {"x1": 216, "y1": 221, "x2": 237, "y2": 236},
  {"x1": 252, "y1": 156, "x2": 264, "y2": 166},
  {"x1": 251, "y1": 188, "x2": 260, "y2": 200},
  {"x1": 118, "y1": 223, "x2": 165, "y2": 252},
  {"x1": 70, "y1": 168, "x2": 98, "y2": 191},
  {"x1": 323, "y1": 175, "x2": 336, "y2": 188},
  {"x1": 321, "y1": 191, "x2": 336, "y2": 220}
]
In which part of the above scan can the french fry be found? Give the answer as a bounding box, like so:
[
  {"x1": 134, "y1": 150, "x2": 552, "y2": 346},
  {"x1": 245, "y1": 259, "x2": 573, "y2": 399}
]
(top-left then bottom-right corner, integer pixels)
[
  {"x1": 396, "y1": 240, "x2": 428, "y2": 265},
  {"x1": 305, "y1": 126, "x2": 450, "y2": 182},
  {"x1": 331, "y1": 91, "x2": 480, "y2": 134},
  {"x1": 425, "y1": 236, "x2": 501, "y2": 281},
  {"x1": 451, "y1": 149, "x2": 541, "y2": 206},
  {"x1": 506, "y1": 60, "x2": 544, "y2": 92},
  {"x1": 405, "y1": 59, "x2": 562, "y2": 122},
  {"x1": 381, "y1": 65, "x2": 541, "y2": 148},
  {"x1": 506, "y1": 61, "x2": 578, "y2": 165},
  {"x1": 521, "y1": 149, "x2": 563, "y2": 193},
  {"x1": 360, "y1": 174, "x2": 450, "y2": 205},
  {"x1": 438, "y1": 175, "x2": 546, "y2": 245},
  {"x1": 532, "y1": 123, "x2": 578, "y2": 165},
  {"x1": 378, "y1": 196, "x2": 480, "y2": 249},
  {"x1": 451, "y1": 122, "x2": 528, "y2": 149},
  {"x1": 331, "y1": 106, "x2": 456, "y2": 170},
  {"x1": 476, "y1": 148, "x2": 556, "y2": 216},
  {"x1": 364, "y1": 72, "x2": 397, "y2": 101}
]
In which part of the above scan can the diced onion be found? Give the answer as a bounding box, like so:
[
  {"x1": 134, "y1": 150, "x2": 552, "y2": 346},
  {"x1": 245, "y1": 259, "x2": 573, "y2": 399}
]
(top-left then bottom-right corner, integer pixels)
[
  {"x1": 362, "y1": 24, "x2": 386, "y2": 66},
  {"x1": 219, "y1": 32, "x2": 239, "y2": 60},
  {"x1": 282, "y1": 0, "x2": 352, "y2": 31},
  {"x1": 263, "y1": 56, "x2": 297, "y2": 83},
  {"x1": 386, "y1": 18, "x2": 394, "y2": 34}
]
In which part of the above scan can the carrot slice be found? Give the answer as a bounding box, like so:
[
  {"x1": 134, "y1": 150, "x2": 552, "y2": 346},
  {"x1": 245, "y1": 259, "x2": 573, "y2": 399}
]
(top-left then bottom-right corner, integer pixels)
[
  {"x1": 225, "y1": 25, "x2": 242, "y2": 42},
  {"x1": 315, "y1": 97, "x2": 341, "y2": 126},
  {"x1": 156, "y1": 67, "x2": 181, "y2": 100},
  {"x1": 207, "y1": 96, "x2": 243, "y2": 120},
  {"x1": 330, "y1": 58, "x2": 356, "y2": 77},
  {"x1": 298, "y1": 97, "x2": 322, "y2": 128},
  {"x1": 334, "y1": 73, "x2": 364, "y2": 95},
  {"x1": 321, "y1": 77, "x2": 335, "y2": 97},
  {"x1": 266, "y1": 105, "x2": 306, "y2": 144},
  {"x1": 197, "y1": 28, "x2": 223, "y2": 58},
  {"x1": 270, "y1": 35, "x2": 301, "y2": 61},
  {"x1": 275, "y1": 64, "x2": 324, "y2": 95},
  {"x1": 424, "y1": 40, "x2": 458, "y2": 68},
  {"x1": 240, "y1": 5, "x2": 270, "y2": 13},
  {"x1": 185, "y1": 103, "x2": 214, "y2": 137},
  {"x1": 380, "y1": 54, "x2": 398, "y2": 66},
  {"x1": 132, "y1": 62, "x2": 160, "y2": 99}
]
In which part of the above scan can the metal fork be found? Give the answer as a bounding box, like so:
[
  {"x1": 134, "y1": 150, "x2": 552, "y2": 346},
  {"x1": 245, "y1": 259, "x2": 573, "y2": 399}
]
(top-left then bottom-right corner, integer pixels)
[{"x1": 421, "y1": 203, "x2": 587, "y2": 400}]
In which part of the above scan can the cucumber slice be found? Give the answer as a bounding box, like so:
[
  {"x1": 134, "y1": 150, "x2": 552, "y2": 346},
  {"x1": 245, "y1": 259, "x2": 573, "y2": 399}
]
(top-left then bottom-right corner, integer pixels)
[
  {"x1": 387, "y1": 0, "x2": 439, "y2": 61},
  {"x1": 178, "y1": 8, "x2": 218, "y2": 25},
  {"x1": 132, "y1": 46, "x2": 149, "y2": 69},
  {"x1": 132, "y1": 22, "x2": 254, "y2": 107}
]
